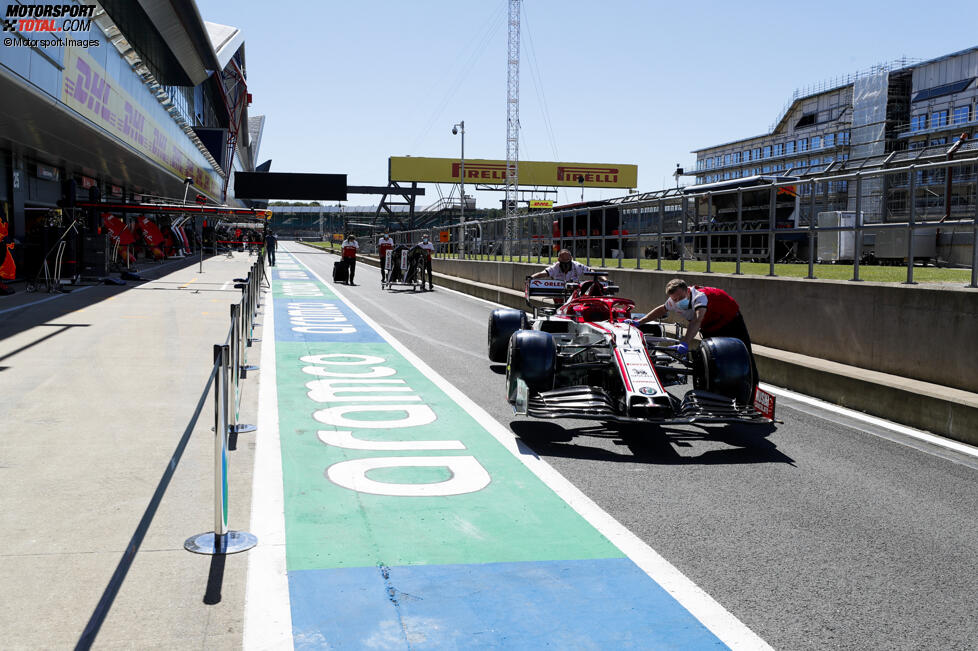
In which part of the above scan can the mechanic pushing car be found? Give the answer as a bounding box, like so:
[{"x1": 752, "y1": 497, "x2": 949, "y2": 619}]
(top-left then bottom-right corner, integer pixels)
[
  {"x1": 530, "y1": 249, "x2": 594, "y2": 283},
  {"x1": 631, "y1": 278, "x2": 758, "y2": 387}
]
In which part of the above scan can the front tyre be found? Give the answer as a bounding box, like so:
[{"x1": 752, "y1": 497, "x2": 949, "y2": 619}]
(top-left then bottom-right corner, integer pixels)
[
  {"x1": 692, "y1": 336, "x2": 754, "y2": 405},
  {"x1": 488, "y1": 309, "x2": 528, "y2": 362},
  {"x1": 506, "y1": 330, "x2": 556, "y2": 404}
]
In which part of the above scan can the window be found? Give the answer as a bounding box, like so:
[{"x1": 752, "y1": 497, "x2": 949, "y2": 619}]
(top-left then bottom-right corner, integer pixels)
[
  {"x1": 824, "y1": 133, "x2": 835, "y2": 147},
  {"x1": 773, "y1": 143, "x2": 783, "y2": 156},
  {"x1": 716, "y1": 156, "x2": 723, "y2": 168},
  {"x1": 930, "y1": 137, "x2": 947, "y2": 146},
  {"x1": 752, "y1": 148, "x2": 761, "y2": 160},
  {"x1": 932, "y1": 110, "x2": 948, "y2": 128},
  {"x1": 763, "y1": 145, "x2": 772, "y2": 158},
  {"x1": 795, "y1": 113, "x2": 817, "y2": 128},
  {"x1": 706, "y1": 158, "x2": 714, "y2": 169},
  {"x1": 742, "y1": 149, "x2": 750, "y2": 162},
  {"x1": 953, "y1": 105, "x2": 971, "y2": 124},
  {"x1": 839, "y1": 132, "x2": 850, "y2": 145},
  {"x1": 811, "y1": 136, "x2": 821, "y2": 149},
  {"x1": 911, "y1": 114, "x2": 927, "y2": 131},
  {"x1": 798, "y1": 138, "x2": 809, "y2": 152},
  {"x1": 724, "y1": 172, "x2": 731, "y2": 180},
  {"x1": 724, "y1": 154, "x2": 731, "y2": 166},
  {"x1": 732, "y1": 152, "x2": 740, "y2": 164},
  {"x1": 785, "y1": 140, "x2": 795, "y2": 154},
  {"x1": 762, "y1": 165, "x2": 771, "y2": 173}
]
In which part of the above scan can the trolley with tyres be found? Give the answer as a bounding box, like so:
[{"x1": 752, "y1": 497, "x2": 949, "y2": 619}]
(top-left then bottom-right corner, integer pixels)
[{"x1": 382, "y1": 244, "x2": 430, "y2": 291}]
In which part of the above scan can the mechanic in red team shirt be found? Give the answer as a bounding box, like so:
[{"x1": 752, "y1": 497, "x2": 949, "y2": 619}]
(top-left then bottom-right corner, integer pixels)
[
  {"x1": 377, "y1": 230, "x2": 394, "y2": 282},
  {"x1": 631, "y1": 278, "x2": 758, "y2": 386},
  {"x1": 341, "y1": 234, "x2": 359, "y2": 285}
]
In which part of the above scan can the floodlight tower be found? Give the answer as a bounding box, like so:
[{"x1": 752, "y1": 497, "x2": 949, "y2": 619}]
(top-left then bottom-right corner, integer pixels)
[{"x1": 504, "y1": 0, "x2": 520, "y2": 252}]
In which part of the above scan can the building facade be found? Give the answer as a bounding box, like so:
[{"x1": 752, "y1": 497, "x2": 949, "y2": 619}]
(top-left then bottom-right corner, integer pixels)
[
  {"x1": 0, "y1": 0, "x2": 263, "y2": 281},
  {"x1": 691, "y1": 49, "x2": 977, "y2": 225}
]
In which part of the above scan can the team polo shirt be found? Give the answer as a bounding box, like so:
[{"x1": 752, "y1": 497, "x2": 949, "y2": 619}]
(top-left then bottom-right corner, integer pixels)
[
  {"x1": 418, "y1": 240, "x2": 435, "y2": 257},
  {"x1": 342, "y1": 240, "x2": 359, "y2": 259},
  {"x1": 665, "y1": 285, "x2": 740, "y2": 332},
  {"x1": 544, "y1": 260, "x2": 593, "y2": 283}
]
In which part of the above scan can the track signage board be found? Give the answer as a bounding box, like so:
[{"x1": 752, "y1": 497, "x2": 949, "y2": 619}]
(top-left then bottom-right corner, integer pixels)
[{"x1": 390, "y1": 157, "x2": 638, "y2": 188}]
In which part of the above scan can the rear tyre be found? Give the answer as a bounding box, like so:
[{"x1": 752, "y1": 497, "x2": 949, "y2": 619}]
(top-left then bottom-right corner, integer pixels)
[
  {"x1": 506, "y1": 330, "x2": 556, "y2": 403},
  {"x1": 692, "y1": 336, "x2": 754, "y2": 404},
  {"x1": 488, "y1": 309, "x2": 528, "y2": 362}
]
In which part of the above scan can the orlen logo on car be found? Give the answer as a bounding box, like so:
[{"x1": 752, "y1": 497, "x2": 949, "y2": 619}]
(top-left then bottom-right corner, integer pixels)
[
  {"x1": 451, "y1": 162, "x2": 510, "y2": 181},
  {"x1": 557, "y1": 166, "x2": 620, "y2": 184}
]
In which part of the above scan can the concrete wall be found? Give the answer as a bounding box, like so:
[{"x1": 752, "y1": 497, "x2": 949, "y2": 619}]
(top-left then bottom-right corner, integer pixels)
[{"x1": 431, "y1": 258, "x2": 978, "y2": 393}]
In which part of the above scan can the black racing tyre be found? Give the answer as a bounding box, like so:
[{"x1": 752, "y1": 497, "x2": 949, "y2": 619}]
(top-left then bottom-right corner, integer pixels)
[
  {"x1": 488, "y1": 308, "x2": 528, "y2": 362},
  {"x1": 692, "y1": 336, "x2": 754, "y2": 405},
  {"x1": 506, "y1": 330, "x2": 556, "y2": 404}
]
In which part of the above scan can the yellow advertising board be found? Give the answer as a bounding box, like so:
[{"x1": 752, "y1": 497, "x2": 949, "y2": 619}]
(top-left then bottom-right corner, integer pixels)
[
  {"x1": 390, "y1": 157, "x2": 637, "y2": 189},
  {"x1": 529, "y1": 200, "x2": 554, "y2": 209},
  {"x1": 61, "y1": 46, "x2": 219, "y2": 196}
]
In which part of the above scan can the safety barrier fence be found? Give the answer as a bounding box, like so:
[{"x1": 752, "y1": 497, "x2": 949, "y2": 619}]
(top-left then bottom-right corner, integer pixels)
[
  {"x1": 351, "y1": 154, "x2": 978, "y2": 288},
  {"x1": 184, "y1": 249, "x2": 267, "y2": 555}
]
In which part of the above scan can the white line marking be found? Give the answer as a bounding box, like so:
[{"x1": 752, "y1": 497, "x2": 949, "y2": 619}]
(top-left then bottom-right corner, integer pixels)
[
  {"x1": 0, "y1": 285, "x2": 94, "y2": 316},
  {"x1": 220, "y1": 281, "x2": 232, "y2": 291},
  {"x1": 761, "y1": 383, "x2": 978, "y2": 459},
  {"x1": 290, "y1": 244, "x2": 772, "y2": 651},
  {"x1": 243, "y1": 288, "x2": 295, "y2": 651}
]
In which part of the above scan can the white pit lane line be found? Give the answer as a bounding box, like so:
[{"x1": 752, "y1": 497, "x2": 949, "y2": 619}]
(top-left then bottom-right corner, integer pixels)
[
  {"x1": 761, "y1": 384, "x2": 978, "y2": 462},
  {"x1": 289, "y1": 247, "x2": 773, "y2": 651}
]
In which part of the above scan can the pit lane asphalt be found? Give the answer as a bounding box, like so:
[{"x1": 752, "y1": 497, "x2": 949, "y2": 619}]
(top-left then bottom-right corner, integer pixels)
[{"x1": 285, "y1": 242, "x2": 978, "y2": 650}]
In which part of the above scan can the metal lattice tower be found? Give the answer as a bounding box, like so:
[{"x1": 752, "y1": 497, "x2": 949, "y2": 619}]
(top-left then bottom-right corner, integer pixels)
[{"x1": 504, "y1": 0, "x2": 520, "y2": 236}]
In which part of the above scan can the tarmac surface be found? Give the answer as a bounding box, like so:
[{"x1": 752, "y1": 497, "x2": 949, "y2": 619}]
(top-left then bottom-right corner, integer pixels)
[
  {"x1": 3, "y1": 242, "x2": 978, "y2": 649},
  {"x1": 0, "y1": 252, "x2": 263, "y2": 649}
]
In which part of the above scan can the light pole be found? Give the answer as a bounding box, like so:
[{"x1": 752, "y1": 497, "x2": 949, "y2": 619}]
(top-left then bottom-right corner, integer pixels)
[{"x1": 453, "y1": 121, "x2": 465, "y2": 259}]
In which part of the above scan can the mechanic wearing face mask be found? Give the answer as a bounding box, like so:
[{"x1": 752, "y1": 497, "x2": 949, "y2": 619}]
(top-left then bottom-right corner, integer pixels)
[
  {"x1": 631, "y1": 278, "x2": 758, "y2": 385},
  {"x1": 531, "y1": 249, "x2": 593, "y2": 282}
]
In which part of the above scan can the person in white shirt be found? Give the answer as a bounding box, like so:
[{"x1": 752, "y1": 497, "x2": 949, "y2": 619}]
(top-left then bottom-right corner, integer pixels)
[
  {"x1": 377, "y1": 231, "x2": 394, "y2": 282},
  {"x1": 417, "y1": 232, "x2": 435, "y2": 290},
  {"x1": 341, "y1": 235, "x2": 359, "y2": 285},
  {"x1": 531, "y1": 249, "x2": 594, "y2": 283}
]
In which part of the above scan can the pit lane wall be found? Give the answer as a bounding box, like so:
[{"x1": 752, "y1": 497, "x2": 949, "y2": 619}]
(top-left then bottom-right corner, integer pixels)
[{"x1": 427, "y1": 259, "x2": 978, "y2": 394}]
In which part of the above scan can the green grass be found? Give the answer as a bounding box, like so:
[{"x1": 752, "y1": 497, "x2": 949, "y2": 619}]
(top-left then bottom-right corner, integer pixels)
[{"x1": 298, "y1": 240, "x2": 973, "y2": 284}]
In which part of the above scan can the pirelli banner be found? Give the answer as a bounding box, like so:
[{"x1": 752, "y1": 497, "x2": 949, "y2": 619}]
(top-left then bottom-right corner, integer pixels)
[{"x1": 390, "y1": 157, "x2": 638, "y2": 189}]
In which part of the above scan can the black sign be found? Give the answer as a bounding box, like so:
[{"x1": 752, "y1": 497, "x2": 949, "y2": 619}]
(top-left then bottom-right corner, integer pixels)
[{"x1": 234, "y1": 172, "x2": 347, "y2": 201}]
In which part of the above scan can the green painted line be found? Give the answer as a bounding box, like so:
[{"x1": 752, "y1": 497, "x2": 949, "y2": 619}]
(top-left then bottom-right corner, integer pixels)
[{"x1": 270, "y1": 261, "x2": 621, "y2": 572}]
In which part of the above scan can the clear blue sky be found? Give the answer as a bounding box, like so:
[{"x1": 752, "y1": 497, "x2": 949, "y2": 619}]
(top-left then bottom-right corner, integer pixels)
[{"x1": 196, "y1": 0, "x2": 977, "y2": 208}]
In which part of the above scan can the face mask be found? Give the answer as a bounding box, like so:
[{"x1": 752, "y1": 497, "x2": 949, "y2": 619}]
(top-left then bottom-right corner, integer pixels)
[
  {"x1": 559, "y1": 261, "x2": 572, "y2": 272},
  {"x1": 676, "y1": 297, "x2": 690, "y2": 310}
]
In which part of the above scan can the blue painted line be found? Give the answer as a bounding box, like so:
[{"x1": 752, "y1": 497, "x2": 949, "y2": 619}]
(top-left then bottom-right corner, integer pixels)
[{"x1": 289, "y1": 559, "x2": 727, "y2": 650}]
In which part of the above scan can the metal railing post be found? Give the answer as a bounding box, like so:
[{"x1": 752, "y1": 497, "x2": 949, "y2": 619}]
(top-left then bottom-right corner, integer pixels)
[
  {"x1": 184, "y1": 344, "x2": 257, "y2": 555},
  {"x1": 736, "y1": 189, "x2": 743, "y2": 275},
  {"x1": 852, "y1": 173, "x2": 863, "y2": 281},
  {"x1": 680, "y1": 197, "x2": 688, "y2": 272},
  {"x1": 767, "y1": 185, "x2": 776, "y2": 276},
  {"x1": 706, "y1": 193, "x2": 713, "y2": 273},
  {"x1": 601, "y1": 209, "x2": 606, "y2": 268},
  {"x1": 905, "y1": 167, "x2": 917, "y2": 285},
  {"x1": 657, "y1": 199, "x2": 664, "y2": 271}
]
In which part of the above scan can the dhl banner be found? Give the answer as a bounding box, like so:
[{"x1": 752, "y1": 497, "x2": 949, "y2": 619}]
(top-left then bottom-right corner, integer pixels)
[
  {"x1": 390, "y1": 157, "x2": 638, "y2": 189},
  {"x1": 529, "y1": 200, "x2": 554, "y2": 209},
  {"x1": 61, "y1": 46, "x2": 219, "y2": 196}
]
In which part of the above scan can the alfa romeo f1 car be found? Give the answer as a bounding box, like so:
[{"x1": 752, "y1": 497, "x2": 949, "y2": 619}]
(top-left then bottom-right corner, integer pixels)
[{"x1": 487, "y1": 274, "x2": 775, "y2": 425}]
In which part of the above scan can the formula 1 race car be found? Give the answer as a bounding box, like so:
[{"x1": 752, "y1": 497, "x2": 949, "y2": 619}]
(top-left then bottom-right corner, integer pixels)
[{"x1": 486, "y1": 274, "x2": 775, "y2": 425}]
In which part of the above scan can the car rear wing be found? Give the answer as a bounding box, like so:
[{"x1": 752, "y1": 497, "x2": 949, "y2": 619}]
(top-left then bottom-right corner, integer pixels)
[{"x1": 525, "y1": 277, "x2": 568, "y2": 302}]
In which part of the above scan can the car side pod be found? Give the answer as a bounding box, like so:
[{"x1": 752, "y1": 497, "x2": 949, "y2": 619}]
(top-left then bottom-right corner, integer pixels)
[
  {"x1": 692, "y1": 336, "x2": 754, "y2": 405},
  {"x1": 488, "y1": 308, "x2": 528, "y2": 363},
  {"x1": 506, "y1": 330, "x2": 556, "y2": 404}
]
